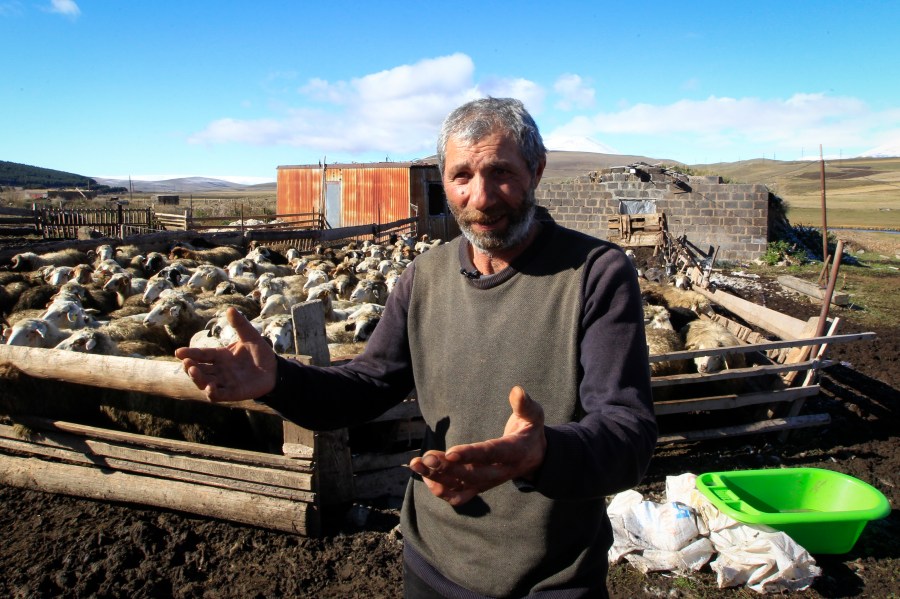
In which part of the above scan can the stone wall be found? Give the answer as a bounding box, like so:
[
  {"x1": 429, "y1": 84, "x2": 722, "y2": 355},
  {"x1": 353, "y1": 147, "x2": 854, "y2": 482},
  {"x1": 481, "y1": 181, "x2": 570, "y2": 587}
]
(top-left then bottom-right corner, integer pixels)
[{"x1": 535, "y1": 165, "x2": 769, "y2": 261}]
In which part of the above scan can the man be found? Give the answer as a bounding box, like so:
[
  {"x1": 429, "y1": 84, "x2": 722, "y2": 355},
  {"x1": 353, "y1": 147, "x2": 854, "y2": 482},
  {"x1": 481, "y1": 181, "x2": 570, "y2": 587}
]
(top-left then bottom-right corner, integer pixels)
[{"x1": 176, "y1": 97, "x2": 657, "y2": 598}]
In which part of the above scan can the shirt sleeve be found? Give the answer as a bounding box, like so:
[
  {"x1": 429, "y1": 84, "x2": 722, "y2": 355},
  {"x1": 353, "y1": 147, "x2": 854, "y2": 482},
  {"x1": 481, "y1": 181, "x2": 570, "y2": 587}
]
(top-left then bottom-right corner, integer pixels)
[
  {"x1": 258, "y1": 263, "x2": 418, "y2": 430},
  {"x1": 532, "y1": 244, "x2": 658, "y2": 499}
]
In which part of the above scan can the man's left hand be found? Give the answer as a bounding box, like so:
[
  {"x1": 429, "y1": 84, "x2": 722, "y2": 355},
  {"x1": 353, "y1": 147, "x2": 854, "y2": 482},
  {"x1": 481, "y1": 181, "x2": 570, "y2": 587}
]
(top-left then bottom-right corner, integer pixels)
[{"x1": 408, "y1": 385, "x2": 546, "y2": 506}]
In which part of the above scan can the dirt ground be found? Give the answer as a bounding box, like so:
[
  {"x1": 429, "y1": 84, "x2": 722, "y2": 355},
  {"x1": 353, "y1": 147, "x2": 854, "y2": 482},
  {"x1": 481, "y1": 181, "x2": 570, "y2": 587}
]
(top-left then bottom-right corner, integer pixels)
[{"x1": 0, "y1": 259, "x2": 897, "y2": 598}]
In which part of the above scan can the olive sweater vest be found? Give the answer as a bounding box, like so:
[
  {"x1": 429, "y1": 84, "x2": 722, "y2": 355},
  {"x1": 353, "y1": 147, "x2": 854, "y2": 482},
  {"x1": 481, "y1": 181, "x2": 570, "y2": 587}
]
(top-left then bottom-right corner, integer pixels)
[{"x1": 401, "y1": 224, "x2": 610, "y2": 597}]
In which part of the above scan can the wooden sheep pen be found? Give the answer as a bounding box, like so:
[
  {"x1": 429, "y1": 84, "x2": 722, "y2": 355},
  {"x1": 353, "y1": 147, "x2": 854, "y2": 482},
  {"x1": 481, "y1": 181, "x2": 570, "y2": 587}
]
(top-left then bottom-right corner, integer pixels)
[{"x1": 0, "y1": 227, "x2": 876, "y2": 536}]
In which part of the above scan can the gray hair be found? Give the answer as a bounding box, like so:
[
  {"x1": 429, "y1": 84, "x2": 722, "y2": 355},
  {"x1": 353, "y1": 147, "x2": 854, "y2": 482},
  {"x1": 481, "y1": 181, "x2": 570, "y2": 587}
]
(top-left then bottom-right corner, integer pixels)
[{"x1": 437, "y1": 97, "x2": 546, "y2": 178}]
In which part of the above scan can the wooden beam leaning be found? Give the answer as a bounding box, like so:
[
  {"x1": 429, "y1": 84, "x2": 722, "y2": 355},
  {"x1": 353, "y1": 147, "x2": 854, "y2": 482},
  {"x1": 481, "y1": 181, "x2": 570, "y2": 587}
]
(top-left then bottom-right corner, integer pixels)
[
  {"x1": 778, "y1": 275, "x2": 850, "y2": 306},
  {"x1": 692, "y1": 286, "x2": 811, "y2": 340}
]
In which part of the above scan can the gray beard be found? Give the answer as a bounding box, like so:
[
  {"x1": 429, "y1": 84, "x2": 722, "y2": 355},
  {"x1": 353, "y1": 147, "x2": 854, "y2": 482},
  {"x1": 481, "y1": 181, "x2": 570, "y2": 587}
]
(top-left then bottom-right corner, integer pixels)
[{"x1": 451, "y1": 189, "x2": 537, "y2": 253}]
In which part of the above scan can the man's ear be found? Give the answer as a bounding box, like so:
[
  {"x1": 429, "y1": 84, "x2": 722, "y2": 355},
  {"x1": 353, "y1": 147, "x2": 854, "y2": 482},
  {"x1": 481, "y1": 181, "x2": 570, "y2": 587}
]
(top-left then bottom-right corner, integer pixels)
[{"x1": 533, "y1": 157, "x2": 547, "y2": 187}]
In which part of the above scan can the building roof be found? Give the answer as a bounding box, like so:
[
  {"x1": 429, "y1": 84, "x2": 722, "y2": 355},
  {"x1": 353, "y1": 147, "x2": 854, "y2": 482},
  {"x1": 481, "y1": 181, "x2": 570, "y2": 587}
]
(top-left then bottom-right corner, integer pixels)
[{"x1": 277, "y1": 159, "x2": 437, "y2": 170}]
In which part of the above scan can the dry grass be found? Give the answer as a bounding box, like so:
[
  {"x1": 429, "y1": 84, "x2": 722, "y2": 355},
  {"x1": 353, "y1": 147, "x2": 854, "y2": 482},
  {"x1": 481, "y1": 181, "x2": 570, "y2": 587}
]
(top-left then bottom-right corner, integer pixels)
[{"x1": 700, "y1": 157, "x2": 900, "y2": 231}]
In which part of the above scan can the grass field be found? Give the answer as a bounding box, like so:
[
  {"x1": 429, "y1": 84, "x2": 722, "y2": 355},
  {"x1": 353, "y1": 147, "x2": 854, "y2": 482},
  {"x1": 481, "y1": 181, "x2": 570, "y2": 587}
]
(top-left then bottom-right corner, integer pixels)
[{"x1": 692, "y1": 157, "x2": 900, "y2": 230}]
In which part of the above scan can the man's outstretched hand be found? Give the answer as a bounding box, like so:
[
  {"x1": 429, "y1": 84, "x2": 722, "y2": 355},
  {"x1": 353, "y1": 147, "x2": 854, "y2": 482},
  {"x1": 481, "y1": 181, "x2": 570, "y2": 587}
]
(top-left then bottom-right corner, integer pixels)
[
  {"x1": 175, "y1": 307, "x2": 278, "y2": 402},
  {"x1": 408, "y1": 385, "x2": 547, "y2": 506}
]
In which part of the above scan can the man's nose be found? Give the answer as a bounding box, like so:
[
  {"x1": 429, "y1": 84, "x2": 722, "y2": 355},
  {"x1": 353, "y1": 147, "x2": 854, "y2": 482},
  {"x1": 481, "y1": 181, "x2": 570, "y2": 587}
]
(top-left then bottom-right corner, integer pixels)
[{"x1": 467, "y1": 173, "x2": 496, "y2": 211}]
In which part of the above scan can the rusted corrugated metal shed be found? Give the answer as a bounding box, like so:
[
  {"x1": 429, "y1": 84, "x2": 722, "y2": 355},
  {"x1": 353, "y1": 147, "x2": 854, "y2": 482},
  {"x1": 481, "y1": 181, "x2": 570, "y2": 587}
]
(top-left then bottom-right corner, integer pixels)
[{"x1": 276, "y1": 161, "x2": 446, "y2": 235}]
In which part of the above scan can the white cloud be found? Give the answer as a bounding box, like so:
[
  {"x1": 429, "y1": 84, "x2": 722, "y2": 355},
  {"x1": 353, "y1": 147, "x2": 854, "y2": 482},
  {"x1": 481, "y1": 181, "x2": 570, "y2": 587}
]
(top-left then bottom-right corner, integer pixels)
[
  {"x1": 548, "y1": 93, "x2": 894, "y2": 160},
  {"x1": 190, "y1": 53, "x2": 552, "y2": 157},
  {"x1": 553, "y1": 74, "x2": 594, "y2": 111},
  {"x1": 49, "y1": 0, "x2": 79, "y2": 16}
]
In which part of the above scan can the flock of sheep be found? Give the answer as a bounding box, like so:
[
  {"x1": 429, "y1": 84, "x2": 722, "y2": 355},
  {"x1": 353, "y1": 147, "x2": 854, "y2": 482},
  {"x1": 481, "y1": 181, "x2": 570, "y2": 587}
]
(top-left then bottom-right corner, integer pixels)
[
  {"x1": 1, "y1": 237, "x2": 750, "y2": 387},
  {"x1": 0, "y1": 234, "x2": 442, "y2": 363}
]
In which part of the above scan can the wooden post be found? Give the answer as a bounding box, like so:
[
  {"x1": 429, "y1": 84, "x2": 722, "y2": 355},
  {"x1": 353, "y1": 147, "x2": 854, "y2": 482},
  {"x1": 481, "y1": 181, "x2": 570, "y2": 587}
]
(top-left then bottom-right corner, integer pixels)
[
  {"x1": 819, "y1": 144, "x2": 829, "y2": 265},
  {"x1": 284, "y1": 301, "x2": 355, "y2": 508}
]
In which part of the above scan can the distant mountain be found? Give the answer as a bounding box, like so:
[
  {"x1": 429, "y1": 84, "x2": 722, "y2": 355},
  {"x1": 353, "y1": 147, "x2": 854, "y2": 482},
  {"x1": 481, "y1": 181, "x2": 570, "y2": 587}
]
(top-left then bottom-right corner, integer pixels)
[
  {"x1": 92, "y1": 176, "x2": 252, "y2": 193},
  {"x1": 1, "y1": 160, "x2": 96, "y2": 188},
  {"x1": 859, "y1": 141, "x2": 900, "y2": 158},
  {"x1": 542, "y1": 150, "x2": 681, "y2": 179}
]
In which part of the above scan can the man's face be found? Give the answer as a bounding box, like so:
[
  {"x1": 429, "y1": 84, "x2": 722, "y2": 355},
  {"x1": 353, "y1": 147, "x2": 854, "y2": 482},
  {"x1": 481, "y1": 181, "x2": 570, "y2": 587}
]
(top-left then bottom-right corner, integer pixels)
[{"x1": 442, "y1": 131, "x2": 542, "y2": 253}]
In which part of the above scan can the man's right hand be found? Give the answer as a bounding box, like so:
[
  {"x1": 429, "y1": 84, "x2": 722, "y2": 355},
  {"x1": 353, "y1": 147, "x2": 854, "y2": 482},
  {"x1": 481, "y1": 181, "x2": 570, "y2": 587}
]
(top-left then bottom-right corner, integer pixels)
[{"x1": 175, "y1": 307, "x2": 278, "y2": 402}]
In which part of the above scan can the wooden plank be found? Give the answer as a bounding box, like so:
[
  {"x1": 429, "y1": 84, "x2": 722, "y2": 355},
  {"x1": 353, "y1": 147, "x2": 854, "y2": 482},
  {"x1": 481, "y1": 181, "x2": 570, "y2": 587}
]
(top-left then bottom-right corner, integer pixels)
[
  {"x1": 0, "y1": 423, "x2": 313, "y2": 492},
  {"x1": 0, "y1": 436, "x2": 315, "y2": 503},
  {"x1": 781, "y1": 318, "x2": 833, "y2": 385},
  {"x1": 778, "y1": 275, "x2": 850, "y2": 306},
  {"x1": 0, "y1": 345, "x2": 273, "y2": 413},
  {"x1": 292, "y1": 301, "x2": 330, "y2": 367},
  {"x1": 653, "y1": 386, "x2": 819, "y2": 416},
  {"x1": 657, "y1": 413, "x2": 831, "y2": 444},
  {"x1": 692, "y1": 286, "x2": 810, "y2": 340},
  {"x1": 652, "y1": 359, "x2": 832, "y2": 387},
  {"x1": 353, "y1": 466, "x2": 412, "y2": 500},
  {"x1": 648, "y1": 332, "x2": 874, "y2": 362},
  {"x1": 352, "y1": 449, "x2": 420, "y2": 473},
  {"x1": 0, "y1": 453, "x2": 314, "y2": 535},
  {"x1": 284, "y1": 299, "x2": 355, "y2": 506},
  {"x1": 18, "y1": 417, "x2": 313, "y2": 472},
  {"x1": 282, "y1": 442, "x2": 314, "y2": 459}
]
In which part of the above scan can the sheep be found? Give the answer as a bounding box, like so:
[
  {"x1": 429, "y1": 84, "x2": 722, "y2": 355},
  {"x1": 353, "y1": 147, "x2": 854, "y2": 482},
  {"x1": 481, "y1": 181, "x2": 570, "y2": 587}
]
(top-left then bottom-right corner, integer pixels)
[
  {"x1": 645, "y1": 327, "x2": 690, "y2": 377},
  {"x1": 142, "y1": 294, "x2": 207, "y2": 348},
  {"x1": 11, "y1": 284, "x2": 58, "y2": 313},
  {"x1": 41, "y1": 299, "x2": 94, "y2": 331},
  {"x1": 640, "y1": 280, "x2": 712, "y2": 315},
  {"x1": 303, "y1": 268, "x2": 329, "y2": 290},
  {"x1": 385, "y1": 270, "x2": 403, "y2": 295},
  {"x1": 42, "y1": 265, "x2": 75, "y2": 286},
  {"x1": 103, "y1": 273, "x2": 142, "y2": 308},
  {"x1": 214, "y1": 278, "x2": 254, "y2": 297},
  {"x1": 142, "y1": 277, "x2": 174, "y2": 304},
  {"x1": 259, "y1": 293, "x2": 292, "y2": 318},
  {"x1": 3, "y1": 318, "x2": 70, "y2": 348},
  {"x1": 681, "y1": 319, "x2": 748, "y2": 374},
  {"x1": 185, "y1": 265, "x2": 229, "y2": 292},
  {"x1": 246, "y1": 244, "x2": 289, "y2": 265},
  {"x1": 260, "y1": 315, "x2": 294, "y2": 354},
  {"x1": 168, "y1": 245, "x2": 243, "y2": 267},
  {"x1": 142, "y1": 252, "x2": 168, "y2": 276},
  {"x1": 192, "y1": 293, "x2": 261, "y2": 321},
  {"x1": 53, "y1": 329, "x2": 121, "y2": 355},
  {"x1": 7, "y1": 248, "x2": 89, "y2": 271},
  {"x1": 97, "y1": 316, "x2": 174, "y2": 356},
  {"x1": 643, "y1": 304, "x2": 674, "y2": 331},
  {"x1": 349, "y1": 278, "x2": 388, "y2": 305},
  {"x1": 72, "y1": 264, "x2": 94, "y2": 284}
]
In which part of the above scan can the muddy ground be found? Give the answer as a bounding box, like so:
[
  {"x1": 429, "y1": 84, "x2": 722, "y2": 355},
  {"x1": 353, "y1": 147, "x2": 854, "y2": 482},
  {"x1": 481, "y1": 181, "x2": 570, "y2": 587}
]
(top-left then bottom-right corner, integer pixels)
[{"x1": 0, "y1": 272, "x2": 897, "y2": 598}]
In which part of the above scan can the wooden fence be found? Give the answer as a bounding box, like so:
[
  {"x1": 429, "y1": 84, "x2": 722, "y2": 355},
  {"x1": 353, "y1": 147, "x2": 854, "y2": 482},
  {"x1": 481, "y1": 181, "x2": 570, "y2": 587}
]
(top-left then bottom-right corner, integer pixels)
[
  {"x1": 0, "y1": 205, "x2": 157, "y2": 239},
  {"x1": 0, "y1": 206, "x2": 39, "y2": 237},
  {"x1": 154, "y1": 210, "x2": 323, "y2": 233}
]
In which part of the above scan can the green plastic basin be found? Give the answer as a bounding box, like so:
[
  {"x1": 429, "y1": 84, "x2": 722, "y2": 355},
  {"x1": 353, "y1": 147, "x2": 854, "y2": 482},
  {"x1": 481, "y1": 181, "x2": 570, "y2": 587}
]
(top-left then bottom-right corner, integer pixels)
[{"x1": 695, "y1": 467, "x2": 890, "y2": 554}]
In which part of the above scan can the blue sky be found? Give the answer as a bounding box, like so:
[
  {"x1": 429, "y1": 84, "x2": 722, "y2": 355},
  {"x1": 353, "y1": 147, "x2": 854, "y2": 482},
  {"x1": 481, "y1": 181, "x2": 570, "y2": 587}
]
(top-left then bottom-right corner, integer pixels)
[{"x1": 2, "y1": 1, "x2": 899, "y2": 184}]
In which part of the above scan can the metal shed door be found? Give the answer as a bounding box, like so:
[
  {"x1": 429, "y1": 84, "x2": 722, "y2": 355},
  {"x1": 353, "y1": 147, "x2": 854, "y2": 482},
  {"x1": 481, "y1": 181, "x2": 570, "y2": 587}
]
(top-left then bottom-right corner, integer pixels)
[{"x1": 325, "y1": 181, "x2": 342, "y2": 228}]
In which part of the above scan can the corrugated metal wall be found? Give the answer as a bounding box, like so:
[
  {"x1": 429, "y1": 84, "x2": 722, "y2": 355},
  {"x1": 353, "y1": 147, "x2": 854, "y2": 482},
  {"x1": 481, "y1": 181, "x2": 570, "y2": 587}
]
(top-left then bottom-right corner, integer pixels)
[
  {"x1": 340, "y1": 167, "x2": 410, "y2": 226},
  {"x1": 277, "y1": 167, "x2": 323, "y2": 221},
  {"x1": 277, "y1": 164, "x2": 444, "y2": 233}
]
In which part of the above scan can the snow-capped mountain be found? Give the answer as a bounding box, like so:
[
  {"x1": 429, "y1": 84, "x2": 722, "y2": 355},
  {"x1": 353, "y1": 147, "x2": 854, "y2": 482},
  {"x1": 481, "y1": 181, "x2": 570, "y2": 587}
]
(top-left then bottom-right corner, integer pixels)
[{"x1": 543, "y1": 135, "x2": 618, "y2": 154}]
